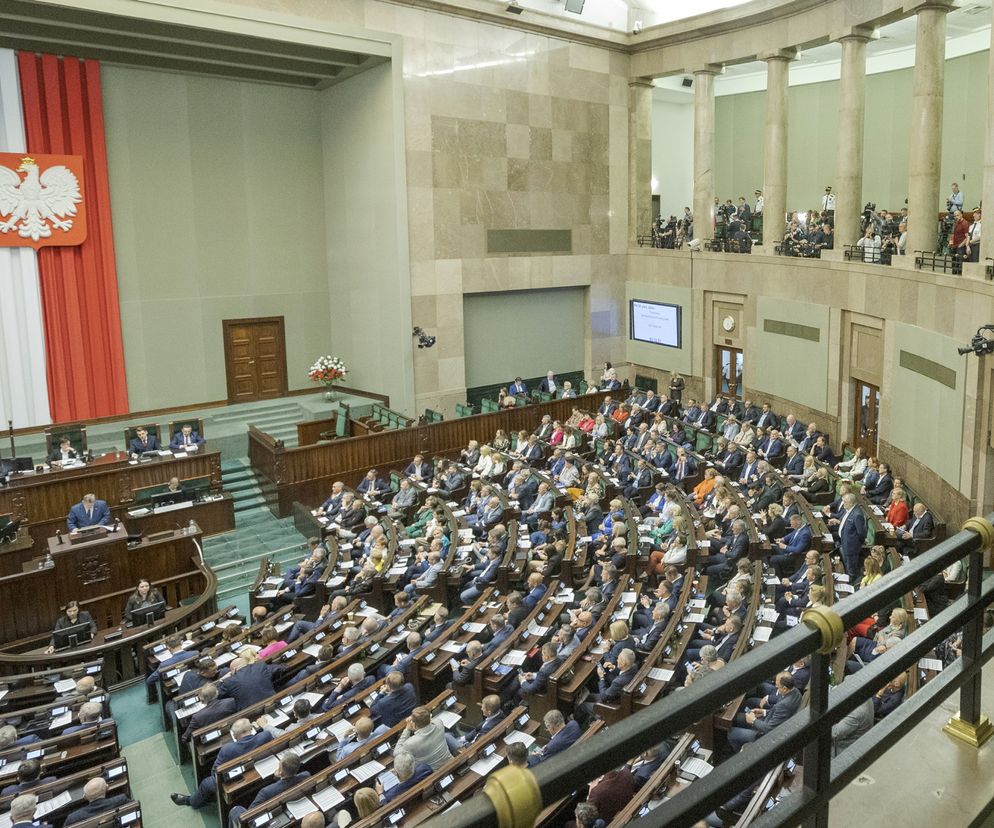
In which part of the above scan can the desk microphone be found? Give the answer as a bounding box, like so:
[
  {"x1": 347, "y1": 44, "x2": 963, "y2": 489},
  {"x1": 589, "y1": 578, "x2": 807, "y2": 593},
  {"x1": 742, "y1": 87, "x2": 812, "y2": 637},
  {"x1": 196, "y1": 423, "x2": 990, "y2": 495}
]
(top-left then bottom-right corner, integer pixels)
[{"x1": 56, "y1": 529, "x2": 64, "y2": 545}]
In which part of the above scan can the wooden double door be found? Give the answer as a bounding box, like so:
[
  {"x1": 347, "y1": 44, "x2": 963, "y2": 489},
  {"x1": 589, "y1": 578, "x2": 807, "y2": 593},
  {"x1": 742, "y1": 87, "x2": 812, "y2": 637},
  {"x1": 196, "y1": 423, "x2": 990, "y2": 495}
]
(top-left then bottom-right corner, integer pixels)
[
  {"x1": 852, "y1": 380, "x2": 880, "y2": 457},
  {"x1": 222, "y1": 317, "x2": 288, "y2": 403}
]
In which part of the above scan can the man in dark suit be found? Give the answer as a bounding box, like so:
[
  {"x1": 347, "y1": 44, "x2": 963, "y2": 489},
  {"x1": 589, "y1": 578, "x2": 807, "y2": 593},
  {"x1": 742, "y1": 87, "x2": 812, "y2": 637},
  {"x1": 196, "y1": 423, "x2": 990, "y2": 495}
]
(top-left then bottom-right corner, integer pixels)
[
  {"x1": 480, "y1": 615, "x2": 514, "y2": 657},
  {"x1": 836, "y1": 493, "x2": 868, "y2": 577},
  {"x1": 357, "y1": 469, "x2": 390, "y2": 499},
  {"x1": 897, "y1": 502, "x2": 935, "y2": 555},
  {"x1": 513, "y1": 643, "x2": 561, "y2": 701},
  {"x1": 755, "y1": 403, "x2": 778, "y2": 430},
  {"x1": 0, "y1": 760, "x2": 56, "y2": 798},
  {"x1": 598, "y1": 397, "x2": 617, "y2": 416},
  {"x1": 528, "y1": 709, "x2": 581, "y2": 766},
  {"x1": 633, "y1": 602, "x2": 670, "y2": 651},
  {"x1": 769, "y1": 514, "x2": 813, "y2": 578},
  {"x1": 404, "y1": 454, "x2": 431, "y2": 481},
  {"x1": 738, "y1": 450, "x2": 760, "y2": 486},
  {"x1": 67, "y1": 493, "x2": 112, "y2": 531},
  {"x1": 862, "y1": 463, "x2": 893, "y2": 505},
  {"x1": 672, "y1": 448, "x2": 697, "y2": 483},
  {"x1": 578, "y1": 649, "x2": 638, "y2": 724},
  {"x1": 171, "y1": 718, "x2": 274, "y2": 808},
  {"x1": 128, "y1": 427, "x2": 160, "y2": 457},
  {"x1": 181, "y1": 683, "x2": 237, "y2": 742},
  {"x1": 63, "y1": 778, "x2": 129, "y2": 826},
  {"x1": 509, "y1": 376, "x2": 528, "y2": 395},
  {"x1": 218, "y1": 659, "x2": 278, "y2": 711},
  {"x1": 378, "y1": 751, "x2": 432, "y2": 804},
  {"x1": 452, "y1": 640, "x2": 484, "y2": 686},
  {"x1": 783, "y1": 445, "x2": 805, "y2": 476},
  {"x1": 10, "y1": 794, "x2": 51, "y2": 828},
  {"x1": 685, "y1": 616, "x2": 742, "y2": 668},
  {"x1": 538, "y1": 371, "x2": 559, "y2": 396},
  {"x1": 170, "y1": 424, "x2": 205, "y2": 450},
  {"x1": 320, "y1": 663, "x2": 375, "y2": 712},
  {"x1": 49, "y1": 437, "x2": 80, "y2": 464},
  {"x1": 226, "y1": 753, "x2": 310, "y2": 828},
  {"x1": 446, "y1": 694, "x2": 502, "y2": 753},
  {"x1": 370, "y1": 671, "x2": 416, "y2": 728},
  {"x1": 727, "y1": 672, "x2": 801, "y2": 751},
  {"x1": 695, "y1": 407, "x2": 717, "y2": 431},
  {"x1": 705, "y1": 519, "x2": 749, "y2": 578},
  {"x1": 627, "y1": 744, "x2": 674, "y2": 790}
]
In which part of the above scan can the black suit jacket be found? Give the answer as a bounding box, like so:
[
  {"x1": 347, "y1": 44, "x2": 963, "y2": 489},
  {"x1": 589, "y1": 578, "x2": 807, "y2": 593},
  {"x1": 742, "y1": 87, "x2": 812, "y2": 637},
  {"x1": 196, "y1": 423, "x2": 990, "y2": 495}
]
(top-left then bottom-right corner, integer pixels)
[
  {"x1": 183, "y1": 697, "x2": 237, "y2": 741},
  {"x1": 64, "y1": 794, "x2": 130, "y2": 826}
]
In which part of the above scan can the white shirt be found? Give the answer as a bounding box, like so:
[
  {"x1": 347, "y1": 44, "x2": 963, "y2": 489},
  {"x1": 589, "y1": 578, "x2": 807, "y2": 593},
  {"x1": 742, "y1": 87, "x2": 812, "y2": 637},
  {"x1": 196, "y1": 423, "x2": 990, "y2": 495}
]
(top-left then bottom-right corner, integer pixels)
[
  {"x1": 822, "y1": 193, "x2": 836, "y2": 211},
  {"x1": 755, "y1": 196, "x2": 764, "y2": 213}
]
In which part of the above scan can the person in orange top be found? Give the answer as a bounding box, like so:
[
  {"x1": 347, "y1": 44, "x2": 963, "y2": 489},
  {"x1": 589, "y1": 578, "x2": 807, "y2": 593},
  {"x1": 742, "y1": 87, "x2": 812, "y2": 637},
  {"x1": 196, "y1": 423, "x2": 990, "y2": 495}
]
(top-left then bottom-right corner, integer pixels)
[
  {"x1": 886, "y1": 487, "x2": 910, "y2": 530},
  {"x1": 692, "y1": 467, "x2": 718, "y2": 506},
  {"x1": 611, "y1": 404, "x2": 629, "y2": 425}
]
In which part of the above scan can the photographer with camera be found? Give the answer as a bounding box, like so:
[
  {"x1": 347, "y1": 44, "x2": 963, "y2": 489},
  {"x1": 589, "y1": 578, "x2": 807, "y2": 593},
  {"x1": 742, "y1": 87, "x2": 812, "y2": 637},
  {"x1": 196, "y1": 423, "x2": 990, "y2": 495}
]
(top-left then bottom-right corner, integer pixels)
[{"x1": 856, "y1": 225, "x2": 881, "y2": 263}]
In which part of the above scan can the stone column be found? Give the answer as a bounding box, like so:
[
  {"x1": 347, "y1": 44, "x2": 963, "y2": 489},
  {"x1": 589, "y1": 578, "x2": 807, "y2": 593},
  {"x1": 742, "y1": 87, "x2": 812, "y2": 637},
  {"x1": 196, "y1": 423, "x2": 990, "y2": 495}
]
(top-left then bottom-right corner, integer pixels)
[
  {"x1": 981, "y1": 3, "x2": 994, "y2": 265},
  {"x1": 833, "y1": 29, "x2": 873, "y2": 248},
  {"x1": 759, "y1": 49, "x2": 796, "y2": 249},
  {"x1": 629, "y1": 79, "x2": 653, "y2": 245},
  {"x1": 692, "y1": 64, "x2": 722, "y2": 241},
  {"x1": 906, "y1": 1, "x2": 954, "y2": 255}
]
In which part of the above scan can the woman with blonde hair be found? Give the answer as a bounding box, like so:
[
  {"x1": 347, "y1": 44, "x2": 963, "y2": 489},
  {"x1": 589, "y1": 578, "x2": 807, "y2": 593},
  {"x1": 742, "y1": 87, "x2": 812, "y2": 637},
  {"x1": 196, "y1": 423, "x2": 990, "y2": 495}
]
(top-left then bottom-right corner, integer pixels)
[
  {"x1": 474, "y1": 445, "x2": 495, "y2": 478},
  {"x1": 860, "y1": 556, "x2": 883, "y2": 589}
]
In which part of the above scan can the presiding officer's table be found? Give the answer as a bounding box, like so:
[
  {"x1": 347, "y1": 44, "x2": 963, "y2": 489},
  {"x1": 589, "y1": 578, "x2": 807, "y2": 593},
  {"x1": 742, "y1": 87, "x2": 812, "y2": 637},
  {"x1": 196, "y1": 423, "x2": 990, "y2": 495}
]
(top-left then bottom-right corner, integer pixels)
[
  {"x1": 0, "y1": 527, "x2": 217, "y2": 685},
  {"x1": 0, "y1": 447, "x2": 227, "y2": 573}
]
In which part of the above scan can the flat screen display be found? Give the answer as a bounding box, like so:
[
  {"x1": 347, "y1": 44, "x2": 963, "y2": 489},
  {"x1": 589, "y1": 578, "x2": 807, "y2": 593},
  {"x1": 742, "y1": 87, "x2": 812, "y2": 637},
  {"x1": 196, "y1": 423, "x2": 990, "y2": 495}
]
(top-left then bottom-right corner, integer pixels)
[{"x1": 630, "y1": 300, "x2": 681, "y2": 348}]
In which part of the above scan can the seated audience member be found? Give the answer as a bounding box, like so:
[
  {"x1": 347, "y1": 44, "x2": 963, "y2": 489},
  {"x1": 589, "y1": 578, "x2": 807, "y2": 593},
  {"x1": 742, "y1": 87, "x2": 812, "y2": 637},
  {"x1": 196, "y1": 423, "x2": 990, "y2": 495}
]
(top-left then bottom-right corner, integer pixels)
[
  {"x1": 874, "y1": 671, "x2": 908, "y2": 720},
  {"x1": 528, "y1": 709, "x2": 582, "y2": 766},
  {"x1": 0, "y1": 760, "x2": 55, "y2": 797},
  {"x1": 170, "y1": 423, "x2": 205, "y2": 450},
  {"x1": 727, "y1": 672, "x2": 801, "y2": 752},
  {"x1": 335, "y1": 716, "x2": 390, "y2": 762},
  {"x1": 832, "y1": 696, "x2": 875, "y2": 757},
  {"x1": 63, "y1": 701, "x2": 106, "y2": 735},
  {"x1": 371, "y1": 671, "x2": 417, "y2": 727},
  {"x1": 396, "y1": 706, "x2": 452, "y2": 770},
  {"x1": 218, "y1": 657, "x2": 278, "y2": 710},
  {"x1": 171, "y1": 718, "x2": 274, "y2": 808},
  {"x1": 446, "y1": 694, "x2": 503, "y2": 754},
  {"x1": 123, "y1": 579, "x2": 166, "y2": 625},
  {"x1": 63, "y1": 777, "x2": 130, "y2": 826},
  {"x1": 182, "y1": 683, "x2": 237, "y2": 742},
  {"x1": 321, "y1": 663, "x2": 375, "y2": 712},
  {"x1": 226, "y1": 753, "x2": 310, "y2": 828},
  {"x1": 10, "y1": 795, "x2": 45, "y2": 828},
  {"x1": 377, "y1": 750, "x2": 432, "y2": 804}
]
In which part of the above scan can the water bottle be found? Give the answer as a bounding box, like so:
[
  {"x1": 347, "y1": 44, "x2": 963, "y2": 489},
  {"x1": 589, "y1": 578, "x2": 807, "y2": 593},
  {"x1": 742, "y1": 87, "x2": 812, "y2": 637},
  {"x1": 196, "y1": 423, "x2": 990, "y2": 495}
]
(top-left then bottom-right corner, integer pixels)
[{"x1": 188, "y1": 520, "x2": 197, "y2": 535}]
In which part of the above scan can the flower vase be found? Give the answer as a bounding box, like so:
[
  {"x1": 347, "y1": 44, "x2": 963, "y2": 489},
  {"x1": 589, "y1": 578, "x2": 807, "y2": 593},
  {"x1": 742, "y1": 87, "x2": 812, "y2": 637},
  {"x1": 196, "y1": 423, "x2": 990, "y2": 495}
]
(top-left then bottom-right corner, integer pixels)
[{"x1": 324, "y1": 387, "x2": 337, "y2": 401}]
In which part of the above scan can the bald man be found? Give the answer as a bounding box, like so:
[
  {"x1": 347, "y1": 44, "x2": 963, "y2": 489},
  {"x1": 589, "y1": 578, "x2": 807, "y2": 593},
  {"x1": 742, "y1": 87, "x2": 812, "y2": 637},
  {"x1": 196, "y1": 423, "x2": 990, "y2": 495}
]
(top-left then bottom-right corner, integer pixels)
[{"x1": 64, "y1": 777, "x2": 129, "y2": 825}]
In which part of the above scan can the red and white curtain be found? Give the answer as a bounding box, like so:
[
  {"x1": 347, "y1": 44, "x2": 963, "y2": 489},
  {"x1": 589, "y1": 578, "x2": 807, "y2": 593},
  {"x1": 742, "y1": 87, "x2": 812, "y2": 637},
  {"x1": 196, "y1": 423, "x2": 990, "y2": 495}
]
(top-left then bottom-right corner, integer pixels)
[{"x1": 0, "y1": 49, "x2": 128, "y2": 427}]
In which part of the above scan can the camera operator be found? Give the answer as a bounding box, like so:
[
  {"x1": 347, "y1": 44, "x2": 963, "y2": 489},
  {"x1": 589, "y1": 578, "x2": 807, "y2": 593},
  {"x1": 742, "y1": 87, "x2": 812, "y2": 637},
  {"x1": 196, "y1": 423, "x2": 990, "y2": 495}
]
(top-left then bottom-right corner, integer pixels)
[
  {"x1": 714, "y1": 198, "x2": 728, "y2": 242},
  {"x1": 729, "y1": 217, "x2": 752, "y2": 254},
  {"x1": 860, "y1": 202, "x2": 878, "y2": 236},
  {"x1": 968, "y1": 207, "x2": 982, "y2": 263},
  {"x1": 856, "y1": 225, "x2": 881, "y2": 263},
  {"x1": 659, "y1": 216, "x2": 678, "y2": 249},
  {"x1": 948, "y1": 182, "x2": 964, "y2": 213},
  {"x1": 651, "y1": 214, "x2": 664, "y2": 248},
  {"x1": 949, "y1": 209, "x2": 970, "y2": 274},
  {"x1": 782, "y1": 219, "x2": 805, "y2": 257}
]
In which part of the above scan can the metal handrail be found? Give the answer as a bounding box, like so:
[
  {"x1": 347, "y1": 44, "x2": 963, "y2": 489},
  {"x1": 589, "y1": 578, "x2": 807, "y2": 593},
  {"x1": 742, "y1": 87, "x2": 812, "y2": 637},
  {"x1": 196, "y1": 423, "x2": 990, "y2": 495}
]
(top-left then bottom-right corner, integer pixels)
[{"x1": 424, "y1": 514, "x2": 994, "y2": 828}]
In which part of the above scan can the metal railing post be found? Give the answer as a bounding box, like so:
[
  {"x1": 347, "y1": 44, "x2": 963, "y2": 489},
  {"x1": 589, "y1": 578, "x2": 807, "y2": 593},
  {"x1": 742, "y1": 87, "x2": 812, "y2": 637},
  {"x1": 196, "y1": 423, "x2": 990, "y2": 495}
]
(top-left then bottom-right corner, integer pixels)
[
  {"x1": 801, "y1": 650, "x2": 832, "y2": 828},
  {"x1": 943, "y1": 517, "x2": 994, "y2": 747}
]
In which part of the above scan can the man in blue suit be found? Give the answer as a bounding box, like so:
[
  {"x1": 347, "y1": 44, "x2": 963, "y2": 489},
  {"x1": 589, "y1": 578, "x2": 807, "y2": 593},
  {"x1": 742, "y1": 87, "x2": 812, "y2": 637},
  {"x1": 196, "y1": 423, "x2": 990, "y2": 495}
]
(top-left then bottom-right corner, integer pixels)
[
  {"x1": 783, "y1": 445, "x2": 805, "y2": 476},
  {"x1": 370, "y1": 671, "x2": 416, "y2": 728},
  {"x1": 837, "y1": 493, "x2": 867, "y2": 577},
  {"x1": 446, "y1": 694, "x2": 503, "y2": 753},
  {"x1": 128, "y1": 426, "x2": 160, "y2": 456},
  {"x1": 378, "y1": 751, "x2": 432, "y2": 804},
  {"x1": 480, "y1": 615, "x2": 514, "y2": 658},
  {"x1": 218, "y1": 659, "x2": 278, "y2": 711},
  {"x1": 769, "y1": 514, "x2": 813, "y2": 578},
  {"x1": 509, "y1": 376, "x2": 528, "y2": 395},
  {"x1": 170, "y1": 718, "x2": 274, "y2": 807},
  {"x1": 528, "y1": 709, "x2": 581, "y2": 766},
  {"x1": 511, "y1": 643, "x2": 561, "y2": 702},
  {"x1": 63, "y1": 778, "x2": 129, "y2": 826},
  {"x1": 170, "y1": 424, "x2": 205, "y2": 451},
  {"x1": 226, "y1": 753, "x2": 310, "y2": 827},
  {"x1": 460, "y1": 548, "x2": 501, "y2": 604},
  {"x1": 67, "y1": 494, "x2": 112, "y2": 531}
]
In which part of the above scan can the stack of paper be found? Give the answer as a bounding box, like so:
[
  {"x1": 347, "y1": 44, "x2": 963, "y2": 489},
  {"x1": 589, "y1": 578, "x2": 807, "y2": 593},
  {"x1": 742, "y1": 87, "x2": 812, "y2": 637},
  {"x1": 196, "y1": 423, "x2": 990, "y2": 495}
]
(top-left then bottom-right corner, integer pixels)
[
  {"x1": 351, "y1": 760, "x2": 386, "y2": 782},
  {"x1": 648, "y1": 667, "x2": 674, "y2": 682},
  {"x1": 325, "y1": 720, "x2": 353, "y2": 742},
  {"x1": 254, "y1": 754, "x2": 280, "y2": 779},
  {"x1": 503, "y1": 730, "x2": 535, "y2": 747},
  {"x1": 53, "y1": 678, "x2": 76, "y2": 693},
  {"x1": 36, "y1": 790, "x2": 72, "y2": 817},
  {"x1": 502, "y1": 650, "x2": 527, "y2": 666},
  {"x1": 469, "y1": 752, "x2": 503, "y2": 775},
  {"x1": 286, "y1": 798, "x2": 319, "y2": 819},
  {"x1": 434, "y1": 710, "x2": 462, "y2": 729},
  {"x1": 313, "y1": 786, "x2": 345, "y2": 812}
]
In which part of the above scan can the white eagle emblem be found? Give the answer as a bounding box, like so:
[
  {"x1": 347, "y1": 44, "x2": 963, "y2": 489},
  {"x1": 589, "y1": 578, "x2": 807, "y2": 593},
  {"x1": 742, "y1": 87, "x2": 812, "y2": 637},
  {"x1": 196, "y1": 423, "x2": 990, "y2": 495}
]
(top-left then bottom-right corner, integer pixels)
[{"x1": 0, "y1": 156, "x2": 82, "y2": 242}]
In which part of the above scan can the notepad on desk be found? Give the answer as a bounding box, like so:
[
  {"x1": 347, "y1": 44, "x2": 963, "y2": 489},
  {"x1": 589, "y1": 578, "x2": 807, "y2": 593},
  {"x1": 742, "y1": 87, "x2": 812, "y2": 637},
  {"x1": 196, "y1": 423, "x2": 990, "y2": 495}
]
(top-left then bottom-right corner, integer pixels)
[
  {"x1": 255, "y1": 754, "x2": 280, "y2": 779},
  {"x1": 503, "y1": 650, "x2": 527, "y2": 666},
  {"x1": 286, "y1": 797, "x2": 318, "y2": 820},
  {"x1": 35, "y1": 790, "x2": 71, "y2": 817},
  {"x1": 504, "y1": 729, "x2": 535, "y2": 747},
  {"x1": 441, "y1": 641, "x2": 464, "y2": 654},
  {"x1": 53, "y1": 678, "x2": 75, "y2": 693},
  {"x1": 463, "y1": 622, "x2": 486, "y2": 633},
  {"x1": 325, "y1": 719, "x2": 353, "y2": 742},
  {"x1": 434, "y1": 710, "x2": 462, "y2": 729},
  {"x1": 470, "y1": 752, "x2": 503, "y2": 776},
  {"x1": 313, "y1": 786, "x2": 345, "y2": 812},
  {"x1": 648, "y1": 667, "x2": 674, "y2": 682},
  {"x1": 753, "y1": 626, "x2": 773, "y2": 642},
  {"x1": 256, "y1": 589, "x2": 278, "y2": 599},
  {"x1": 351, "y1": 760, "x2": 386, "y2": 782}
]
